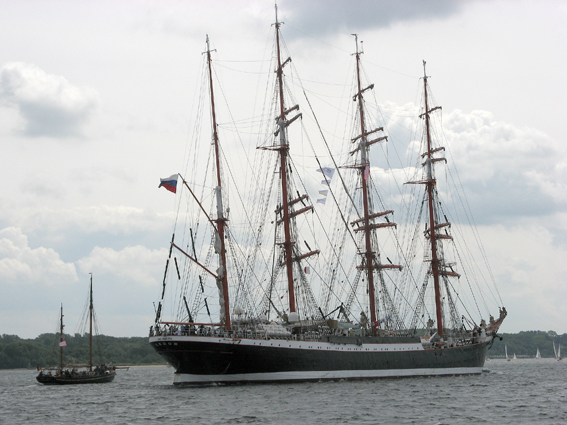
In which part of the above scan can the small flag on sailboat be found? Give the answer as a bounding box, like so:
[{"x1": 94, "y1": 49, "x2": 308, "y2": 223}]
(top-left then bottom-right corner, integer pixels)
[
  {"x1": 304, "y1": 266, "x2": 311, "y2": 274},
  {"x1": 317, "y1": 167, "x2": 334, "y2": 202},
  {"x1": 317, "y1": 167, "x2": 335, "y2": 179},
  {"x1": 159, "y1": 174, "x2": 179, "y2": 193},
  {"x1": 59, "y1": 336, "x2": 66, "y2": 347}
]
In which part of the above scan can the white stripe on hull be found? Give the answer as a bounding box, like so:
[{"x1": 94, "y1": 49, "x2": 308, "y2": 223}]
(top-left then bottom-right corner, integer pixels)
[
  {"x1": 150, "y1": 335, "x2": 427, "y2": 352},
  {"x1": 173, "y1": 367, "x2": 483, "y2": 385}
]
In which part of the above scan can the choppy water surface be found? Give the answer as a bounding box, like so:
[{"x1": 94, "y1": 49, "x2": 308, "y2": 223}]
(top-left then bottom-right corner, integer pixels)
[{"x1": 1, "y1": 359, "x2": 566, "y2": 424}]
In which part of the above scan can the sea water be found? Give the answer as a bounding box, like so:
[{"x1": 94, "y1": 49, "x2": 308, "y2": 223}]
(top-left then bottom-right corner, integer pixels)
[{"x1": 1, "y1": 358, "x2": 566, "y2": 424}]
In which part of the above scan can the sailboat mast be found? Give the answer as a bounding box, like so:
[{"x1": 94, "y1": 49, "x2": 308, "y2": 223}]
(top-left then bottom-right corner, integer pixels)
[
  {"x1": 205, "y1": 35, "x2": 231, "y2": 330},
  {"x1": 274, "y1": 7, "x2": 296, "y2": 314},
  {"x1": 422, "y1": 61, "x2": 444, "y2": 336},
  {"x1": 353, "y1": 36, "x2": 378, "y2": 331},
  {"x1": 60, "y1": 303, "x2": 64, "y2": 369},
  {"x1": 89, "y1": 273, "x2": 93, "y2": 370}
]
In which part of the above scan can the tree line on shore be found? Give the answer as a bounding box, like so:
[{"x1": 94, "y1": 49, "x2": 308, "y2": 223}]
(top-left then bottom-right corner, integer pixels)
[
  {"x1": 490, "y1": 330, "x2": 566, "y2": 358},
  {"x1": 1, "y1": 330, "x2": 565, "y2": 369},
  {"x1": 0, "y1": 333, "x2": 165, "y2": 369}
]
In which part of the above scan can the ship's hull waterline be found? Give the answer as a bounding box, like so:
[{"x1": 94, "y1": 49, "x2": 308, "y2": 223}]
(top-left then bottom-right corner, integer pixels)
[{"x1": 150, "y1": 335, "x2": 490, "y2": 385}]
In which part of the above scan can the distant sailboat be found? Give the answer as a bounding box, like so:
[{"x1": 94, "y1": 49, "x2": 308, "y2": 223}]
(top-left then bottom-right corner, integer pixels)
[
  {"x1": 36, "y1": 274, "x2": 117, "y2": 385},
  {"x1": 506, "y1": 345, "x2": 510, "y2": 361},
  {"x1": 513, "y1": 353, "x2": 517, "y2": 360},
  {"x1": 535, "y1": 347, "x2": 541, "y2": 359},
  {"x1": 553, "y1": 341, "x2": 562, "y2": 361}
]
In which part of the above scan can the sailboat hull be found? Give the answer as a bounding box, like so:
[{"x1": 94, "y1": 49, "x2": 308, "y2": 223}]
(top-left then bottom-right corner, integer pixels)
[
  {"x1": 150, "y1": 335, "x2": 489, "y2": 385},
  {"x1": 36, "y1": 371, "x2": 116, "y2": 385}
]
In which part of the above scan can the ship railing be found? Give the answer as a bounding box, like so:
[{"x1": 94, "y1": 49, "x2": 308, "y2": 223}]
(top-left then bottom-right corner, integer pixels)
[{"x1": 151, "y1": 325, "x2": 333, "y2": 342}]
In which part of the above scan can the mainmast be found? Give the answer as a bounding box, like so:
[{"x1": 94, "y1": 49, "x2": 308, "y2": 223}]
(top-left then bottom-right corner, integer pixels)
[
  {"x1": 350, "y1": 35, "x2": 398, "y2": 334},
  {"x1": 274, "y1": 9, "x2": 296, "y2": 314},
  {"x1": 89, "y1": 273, "x2": 93, "y2": 370},
  {"x1": 59, "y1": 304, "x2": 64, "y2": 370},
  {"x1": 205, "y1": 35, "x2": 231, "y2": 330}
]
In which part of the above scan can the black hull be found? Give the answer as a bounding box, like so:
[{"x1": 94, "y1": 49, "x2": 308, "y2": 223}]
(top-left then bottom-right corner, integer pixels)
[
  {"x1": 150, "y1": 335, "x2": 490, "y2": 385},
  {"x1": 36, "y1": 371, "x2": 116, "y2": 385}
]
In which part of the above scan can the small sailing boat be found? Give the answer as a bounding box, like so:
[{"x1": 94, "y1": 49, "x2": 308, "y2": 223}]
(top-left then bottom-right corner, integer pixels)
[
  {"x1": 513, "y1": 353, "x2": 517, "y2": 360},
  {"x1": 553, "y1": 341, "x2": 562, "y2": 361},
  {"x1": 506, "y1": 345, "x2": 510, "y2": 361},
  {"x1": 535, "y1": 347, "x2": 541, "y2": 359},
  {"x1": 149, "y1": 7, "x2": 506, "y2": 385},
  {"x1": 36, "y1": 275, "x2": 117, "y2": 385}
]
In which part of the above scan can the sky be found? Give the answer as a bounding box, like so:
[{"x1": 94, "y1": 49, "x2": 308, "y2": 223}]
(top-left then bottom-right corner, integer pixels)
[{"x1": 1, "y1": 0, "x2": 566, "y2": 339}]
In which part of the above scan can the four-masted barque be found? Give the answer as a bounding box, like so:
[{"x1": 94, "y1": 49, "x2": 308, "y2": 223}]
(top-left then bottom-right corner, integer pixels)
[
  {"x1": 36, "y1": 275, "x2": 117, "y2": 385},
  {"x1": 149, "y1": 8, "x2": 506, "y2": 385}
]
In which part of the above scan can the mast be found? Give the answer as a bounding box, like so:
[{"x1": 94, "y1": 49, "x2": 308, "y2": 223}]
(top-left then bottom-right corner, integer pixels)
[
  {"x1": 354, "y1": 36, "x2": 377, "y2": 331},
  {"x1": 274, "y1": 8, "x2": 296, "y2": 314},
  {"x1": 256, "y1": 6, "x2": 315, "y2": 319},
  {"x1": 205, "y1": 35, "x2": 231, "y2": 330},
  {"x1": 351, "y1": 35, "x2": 398, "y2": 335},
  {"x1": 273, "y1": 5, "x2": 308, "y2": 315},
  {"x1": 59, "y1": 304, "x2": 64, "y2": 370},
  {"x1": 89, "y1": 273, "x2": 93, "y2": 370},
  {"x1": 422, "y1": 61, "x2": 444, "y2": 336}
]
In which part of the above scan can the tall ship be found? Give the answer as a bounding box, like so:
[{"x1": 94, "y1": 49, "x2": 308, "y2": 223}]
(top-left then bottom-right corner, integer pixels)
[
  {"x1": 149, "y1": 8, "x2": 506, "y2": 385},
  {"x1": 37, "y1": 274, "x2": 117, "y2": 385}
]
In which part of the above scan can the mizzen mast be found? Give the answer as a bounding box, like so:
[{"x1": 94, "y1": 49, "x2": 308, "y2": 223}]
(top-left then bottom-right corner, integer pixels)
[
  {"x1": 264, "y1": 6, "x2": 316, "y2": 316},
  {"x1": 205, "y1": 35, "x2": 231, "y2": 330},
  {"x1": 350, "y1": 35, "x2": 399, "y2": 334}
]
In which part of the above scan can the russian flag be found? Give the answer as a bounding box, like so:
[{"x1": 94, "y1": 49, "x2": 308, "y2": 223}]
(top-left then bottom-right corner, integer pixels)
[{"x1": 159, "y1": 174, "x2": 178, "y2": 193}]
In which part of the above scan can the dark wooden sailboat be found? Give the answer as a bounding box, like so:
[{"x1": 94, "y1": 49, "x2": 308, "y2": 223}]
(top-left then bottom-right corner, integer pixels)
[
  {"x1": 36, "y1": 275, "x2": 116, "y2": 385},
  {"x1": 149, "y1": 7, "x2": 506, "y2": 385}
]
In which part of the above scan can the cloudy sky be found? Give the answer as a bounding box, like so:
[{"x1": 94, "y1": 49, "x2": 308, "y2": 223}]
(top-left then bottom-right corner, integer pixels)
[{"x1": 1, "y1": 0, "x2": 566, "y2": 339}]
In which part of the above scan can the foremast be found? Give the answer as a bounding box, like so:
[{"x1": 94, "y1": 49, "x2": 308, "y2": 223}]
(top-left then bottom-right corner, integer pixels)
[
  {"x1": 350, "y1": 35, "x2": 400, "y2": 334},
  {"x1": 205, "y1": 35, "x2": 231, "y2": 330},
  {"x1": 89, "y1": 273, "x2": 93, "y2": 370},
  {"x1": 406, "y1": 61, "x2": 458, "y2": 336},
  {"x1": 421, "y1": 62, "x2": 445, "y2": 336}
]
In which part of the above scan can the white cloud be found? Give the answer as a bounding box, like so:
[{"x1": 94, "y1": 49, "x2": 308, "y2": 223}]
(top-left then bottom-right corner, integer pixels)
[
  {"x1": 280, "y1": 0, "x2": 468, "y2": 38},
  {"x1": 444, "y1": 109, "x2": 557, "y2": 183},
  {"x1": 377, "y1": 104, "x2": 567, "y2": 224},
  {"x1": 0, "y1": 227, "x2": 77, "y2": 284},
  {"x1": 487, "y1": 222, "x2": 567, "y2": 332},
  {"x1": 4, "y1": 205, "x2": 172, "y2": 237},
  {"x1": 0, "y1": 62, "x2": 98, "y2": 137},
  {"x1": 77, "y1": 245, "x2": 166, "y2": 287}
]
